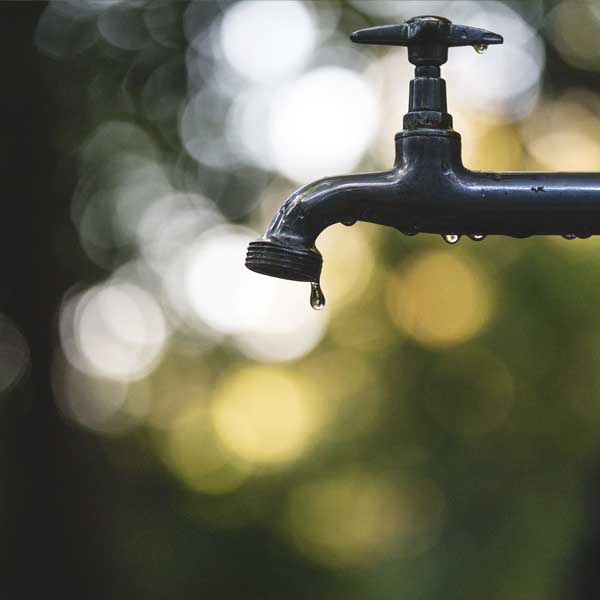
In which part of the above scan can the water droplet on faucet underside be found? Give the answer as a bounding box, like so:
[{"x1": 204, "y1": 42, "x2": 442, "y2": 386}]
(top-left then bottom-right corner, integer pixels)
[
  {"x1": 469, "y1": 234, "x2": 486, "y2": 241},
  {"x1": 473, "y1": 44, "x2": 488, "y2": 54},
  {"x1": 563, "y1": 234, "x2": 576, "y2": 240},
  {"x1": 310, "y1": 281, "x2": 326, "y2": 311},
  {"x1": 443, "y1": 234, "x2": 461, "y2": 245}
]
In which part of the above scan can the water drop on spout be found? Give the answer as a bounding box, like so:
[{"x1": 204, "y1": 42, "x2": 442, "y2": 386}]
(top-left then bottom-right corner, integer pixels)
[
  {"x1": 563, "y1": 234, "x2": 576, "y2": 240},
  {"x1": 473, "y1": 44, "x2": 488, "y2": 54},
  {"x1": 310, "y1": 282, "x2": 326, "y2": 311},
  {"x1": 470, "y1": 234, "x2": 486, "y2": 241},
  {"x1": 443, "y1": 234, "x2": 461, "y2": 245}
]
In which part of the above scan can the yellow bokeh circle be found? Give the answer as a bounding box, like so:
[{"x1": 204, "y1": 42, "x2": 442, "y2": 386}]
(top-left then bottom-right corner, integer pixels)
[
  {"x1": 211, "y1": 366, "x2": 322, "y2": 466},
  {"x1": 286, "y1": 472, "x2": 445, "y2": 568},
  {"x1": 166, "y1": 404, "x2": 251, "y2": 495},
  {"x1": 386, "y1": 249, "x2": 493, "y2": 347}
]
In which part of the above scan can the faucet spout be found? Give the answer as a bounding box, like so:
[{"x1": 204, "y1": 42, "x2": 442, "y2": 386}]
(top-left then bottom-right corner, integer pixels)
[
  {"x1": 245, "y1": 167, "x2": 401, "y2": 283},
  {"x1": 245, "y1": 130, "x2": 464, "y2": 285},
  {"x1": 247, "y1": 125, "x2": 600, "y2": 287}
]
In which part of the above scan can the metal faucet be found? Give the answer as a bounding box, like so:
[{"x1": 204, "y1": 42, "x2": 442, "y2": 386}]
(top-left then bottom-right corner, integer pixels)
[{"x1": 245, "y1": 16, "x2": 600, "y2": 307}]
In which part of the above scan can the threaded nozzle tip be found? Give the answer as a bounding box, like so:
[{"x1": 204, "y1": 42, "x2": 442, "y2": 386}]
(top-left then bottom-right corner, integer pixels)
[{"x1": 245, "y1": 240, "x2": 322, "y2": 282}]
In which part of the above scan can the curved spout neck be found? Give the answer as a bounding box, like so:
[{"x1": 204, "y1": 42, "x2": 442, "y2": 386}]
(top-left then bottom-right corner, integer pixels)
[{"x1": 246, "y1": 130, "x2": 464, "y2": 285}]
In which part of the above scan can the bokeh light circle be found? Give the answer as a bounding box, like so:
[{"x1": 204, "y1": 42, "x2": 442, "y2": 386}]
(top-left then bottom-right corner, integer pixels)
[
  {"x1": 546, "y1": 3, "x2": 600, "y2": 72},
  {"x1": 166, "y1": 404, "x2": 251, "y2": 495},
  {"x1": 60, "y1": 281, "x2": 169, "y2": 382},
  {"x1": 269, "y1": 67, "x2": 379, "y2": 183},
  {"x1": 387, "y1": 249, "x2": 493, "y2": 347},
  {"x1": 211, "y1": 366, "x2": 322, "y2": 466},
  {"x1": 219, "y1": 0, "x2": 316, "y2": 83},
  {"x1": 53, "y1": 353, "x2": 152, "y2": 435},
  {"x1": 180, "y1": 87, "x2": 240, "y2": 170},
  {"x1": 286, "y1": 472, "x2": 445, "y2": 568}
]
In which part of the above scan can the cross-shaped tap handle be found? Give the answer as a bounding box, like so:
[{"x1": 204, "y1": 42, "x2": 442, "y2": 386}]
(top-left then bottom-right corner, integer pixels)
[{"x1": 350, "y1": 15, "x2": 503, "y2": 66}]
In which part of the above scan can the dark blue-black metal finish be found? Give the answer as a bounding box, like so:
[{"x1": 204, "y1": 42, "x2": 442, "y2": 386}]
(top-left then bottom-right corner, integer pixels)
[{"x1": 246, "y1": 16, "x2": 600, "y2": 283}]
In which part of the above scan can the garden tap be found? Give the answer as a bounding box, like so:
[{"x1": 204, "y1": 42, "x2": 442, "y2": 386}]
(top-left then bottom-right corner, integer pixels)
[{"x1": 246, "y1": 16, "x2": 600, "y2": 306}]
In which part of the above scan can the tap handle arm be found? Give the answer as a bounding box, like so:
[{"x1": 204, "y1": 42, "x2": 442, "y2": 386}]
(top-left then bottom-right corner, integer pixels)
[{"x1": 350, "y1": 16, "x2": 502, "y2": 66}]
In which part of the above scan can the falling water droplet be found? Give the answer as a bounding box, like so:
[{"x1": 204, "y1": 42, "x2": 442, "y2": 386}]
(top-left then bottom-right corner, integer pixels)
[
  {"x1": 563, "y1": 234, "x2": 576, "y2": 240},
  {"x1": 469, "y1": 234, "x2": 486, "y2": 241},
  {"x1": 310, "y1": 282, "x2": 326, "y2": 311},
  {"x1": 443, "y1": 234, "x2": 461, "y2": 245},
  {"x1": 473, "y1": 44, "x2": 488, "y2": 54}
]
